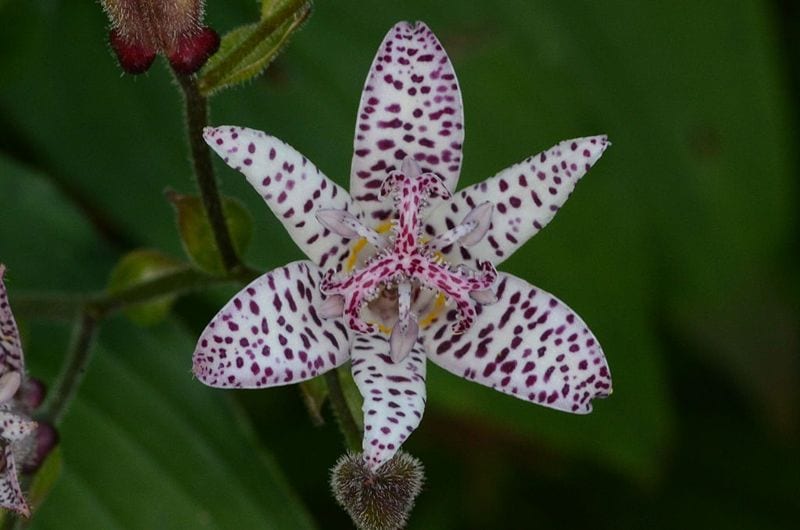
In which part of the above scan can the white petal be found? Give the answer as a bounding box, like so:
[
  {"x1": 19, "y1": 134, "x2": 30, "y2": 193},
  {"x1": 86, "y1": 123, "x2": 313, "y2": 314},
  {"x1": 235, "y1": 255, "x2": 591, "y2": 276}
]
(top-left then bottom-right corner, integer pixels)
[
  {"x1": 0, "y1": 410, "x2": 36, "y2": 442},
  {"x1": 204, "y1": 126, "x2": 358, "y2": 270},
  {"x1": 350, "y1": 21, "x2": 464, "y2": 224},
  {"x1": 0, "y1": 445, "x2": 29, "y2": 517},
  {"x1": 423, "y1": 273, "x2": 612, "y2": 414},
  {"x1": 425, "y1": 136, "x2": 609, "y2": 267},
  {"x1": 350, "y1": 334, "x2": 427, "y2": 470},
  {"x1": 193, "y1": 261, "x2": 350, "y2": 388},
  {"x1": 0, "y1": 265, "x2": 25, "y2": 376}
]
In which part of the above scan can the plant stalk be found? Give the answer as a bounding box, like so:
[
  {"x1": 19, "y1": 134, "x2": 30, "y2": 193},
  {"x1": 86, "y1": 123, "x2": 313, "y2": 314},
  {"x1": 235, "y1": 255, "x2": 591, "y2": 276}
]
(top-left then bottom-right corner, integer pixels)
[
  {"x1": 39, "y1": 311, "x2": 98, "y2": 425},
  {"x1": 175, "y1": 74, "x2": 241, "y2": 273},
  {"x1": 324, "y1": 370, "x2": 362, "y2": 452}
]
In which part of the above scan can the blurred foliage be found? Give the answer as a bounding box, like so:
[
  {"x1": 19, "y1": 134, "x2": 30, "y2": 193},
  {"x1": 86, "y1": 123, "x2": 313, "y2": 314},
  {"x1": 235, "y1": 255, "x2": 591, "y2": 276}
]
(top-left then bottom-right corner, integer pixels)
[
  {"x1": 0, "y1": 0, "x2": 797, "y2": 529},
  {"x1": 107, "y1": 249, "x2": 184, "y2": 325},
  {"x1": 168, "y1": 192, "x2": 253, "y2": 274}
]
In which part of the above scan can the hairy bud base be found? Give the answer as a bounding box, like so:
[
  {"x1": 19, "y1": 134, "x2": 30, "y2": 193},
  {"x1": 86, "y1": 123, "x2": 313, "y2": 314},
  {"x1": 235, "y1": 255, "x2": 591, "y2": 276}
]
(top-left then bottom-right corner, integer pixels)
[{"x1": 330, "y1": 452, "x2": 424, "y2": 530}]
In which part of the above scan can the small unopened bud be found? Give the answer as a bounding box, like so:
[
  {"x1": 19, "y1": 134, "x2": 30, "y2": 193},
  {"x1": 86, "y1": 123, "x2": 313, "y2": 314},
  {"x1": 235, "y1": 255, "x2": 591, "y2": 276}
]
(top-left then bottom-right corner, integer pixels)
[
  {"x1": 330, "y1": 451, "x2": 424, "y2": 530},
  {"x1": 21, "y1": 422, "x2": 59, "y2": 474},
  {"x1": 19, "y1": 377, "x2": 47, "y2": 411},
  {"x1": 167, "y1": 26, "x2": 221, "y2": 75},
  {"x1": 101, "y1": 0, "x2": 219, "y2": 75}
]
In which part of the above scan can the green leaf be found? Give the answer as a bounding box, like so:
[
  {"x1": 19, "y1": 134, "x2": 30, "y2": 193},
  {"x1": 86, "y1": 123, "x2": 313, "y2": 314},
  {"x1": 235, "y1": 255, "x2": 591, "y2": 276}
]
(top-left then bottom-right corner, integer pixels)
[
  {"x1": 261, "y1": 0, "x2": 285, "y2": 18},
  {"x1": 0, "y1": 155, "x2": 116, "y2": 292},
  {"x1": 26, "y1": 319, "x2": 315, "y2": 529},
  {"x1": 198, "y1": 0, "x2": 311, "y2": 96},
  {"x1": 168, "y1": 192, "x2": 253, "y2": 275},
  {"x1": 106, "y1": 250, "x2": 183, "y2": 326}
]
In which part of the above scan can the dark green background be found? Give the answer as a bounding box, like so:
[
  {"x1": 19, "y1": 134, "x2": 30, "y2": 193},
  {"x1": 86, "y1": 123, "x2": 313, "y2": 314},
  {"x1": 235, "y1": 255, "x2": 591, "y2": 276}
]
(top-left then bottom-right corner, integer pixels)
[{"x1": 0, "y1": 0, "x2": 797, "y2": 528}]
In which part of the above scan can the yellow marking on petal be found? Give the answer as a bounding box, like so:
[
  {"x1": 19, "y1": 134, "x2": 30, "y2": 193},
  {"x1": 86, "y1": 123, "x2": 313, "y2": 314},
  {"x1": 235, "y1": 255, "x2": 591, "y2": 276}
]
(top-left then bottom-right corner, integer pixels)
[
  {"x1": 345, "y1": 239, "x2": 368, "y2": 272},
  {"x1": 345, "y1": 222, "x2": 393, "y2": 272},
  {"x1": 377, "y1": 323, "x2": 393, "y2": 335},
  {"x1": 419, "y1": 293, "x2": 447, "y2": 329}
]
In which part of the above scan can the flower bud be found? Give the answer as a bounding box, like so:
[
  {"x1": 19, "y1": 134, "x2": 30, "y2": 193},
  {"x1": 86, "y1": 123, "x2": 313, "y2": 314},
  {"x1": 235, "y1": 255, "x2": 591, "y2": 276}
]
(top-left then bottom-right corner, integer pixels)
[
  {"x1": 101, "y1": 0, "x2": 219, "y2": 75},
  {"x1": 330, "y1": 451, "x2": 424, "y2": 530},
  {"x1": 19, "y1": 377, "x2": 46, "y2": 411},
  {"x1": 21, "y1": 422, "x2": 59, "y2": 474}
]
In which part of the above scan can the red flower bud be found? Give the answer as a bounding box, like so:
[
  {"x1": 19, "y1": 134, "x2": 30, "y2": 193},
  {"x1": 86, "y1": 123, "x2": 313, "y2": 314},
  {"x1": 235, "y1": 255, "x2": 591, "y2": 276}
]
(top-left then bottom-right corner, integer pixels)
[
  {"x1": 167, "y1": 26, "x2": 221, "y2": 75},
  {"x1": 100, "y1": 0, "x2": 218, "y2": 75},
  {"x1": 19, "y1": 377, "x2": 47, "y2": 411}
]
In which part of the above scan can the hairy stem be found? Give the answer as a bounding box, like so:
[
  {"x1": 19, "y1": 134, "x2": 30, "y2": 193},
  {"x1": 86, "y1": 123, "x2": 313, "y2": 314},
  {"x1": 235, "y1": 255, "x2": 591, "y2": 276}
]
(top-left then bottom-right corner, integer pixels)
[
  {"x1": 13, "y1": 266, "x2": 260, "y2": 322},
  {"x1": 39, "y1": 312, "x2": 98, "y2": 425},
  {"x1": 18, "y1": 264, "x2": 259, "y2": 433},
  {"x1": 324, "y1": 370, "x2": 362, "y2": 453},
  {"x1": 175, "y1": 74, "x2": 241, "y2": 273}
]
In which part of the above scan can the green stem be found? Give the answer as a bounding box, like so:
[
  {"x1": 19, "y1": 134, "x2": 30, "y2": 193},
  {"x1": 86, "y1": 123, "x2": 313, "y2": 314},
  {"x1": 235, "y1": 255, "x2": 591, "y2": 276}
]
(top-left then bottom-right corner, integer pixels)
[
  {"x1": 19, "y1": 265, "x2": 259, "y2": 429},
  {"x1": 39, "y1": 312, "x2": 98, "y2": 425},
  {"x1": 175, "y1": 74, "x2": 241, "y2": 273},
  {"x1": 92, "y1": 264, "x2": 258, "y2": 318},
  {"x1": 324, "y1": 370, "x2": 362, "y2": 452},
  {"x1": 13, "y1": 266, "x2": 260, "y2": 322}
]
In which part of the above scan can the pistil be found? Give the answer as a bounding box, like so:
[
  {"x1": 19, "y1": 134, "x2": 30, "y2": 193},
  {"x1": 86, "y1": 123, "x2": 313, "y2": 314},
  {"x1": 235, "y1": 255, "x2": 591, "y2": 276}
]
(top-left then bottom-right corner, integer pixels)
[{"x1": 318, "y1": 156, "x2": 498, "y2": 360}]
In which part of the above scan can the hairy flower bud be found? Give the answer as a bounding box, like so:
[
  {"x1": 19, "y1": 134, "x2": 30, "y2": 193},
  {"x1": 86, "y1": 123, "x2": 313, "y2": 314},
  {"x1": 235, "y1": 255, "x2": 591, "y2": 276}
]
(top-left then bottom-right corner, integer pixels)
[
  {"x1": 330, "y1": 452, "x2": 424, "y2": 530},
  {"x1": 18, "y1": 377, "x2": 46, "y2": 411},
  {"x1": 21, "y1": 422, "x2": 59, "y2": 474},
  {"x1": 101, "y1": 0, "x2": 219, "y2": 75}
]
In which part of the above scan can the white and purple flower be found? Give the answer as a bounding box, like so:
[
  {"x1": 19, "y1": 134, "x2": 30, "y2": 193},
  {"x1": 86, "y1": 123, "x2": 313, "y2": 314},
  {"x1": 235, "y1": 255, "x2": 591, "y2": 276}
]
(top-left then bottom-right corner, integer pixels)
[
  {"x1": 1, "y1": 265, "x2": 39, "y2": 517},
  {"x1": 193, "y1": 21, "x2": 612, "y2": 469}
]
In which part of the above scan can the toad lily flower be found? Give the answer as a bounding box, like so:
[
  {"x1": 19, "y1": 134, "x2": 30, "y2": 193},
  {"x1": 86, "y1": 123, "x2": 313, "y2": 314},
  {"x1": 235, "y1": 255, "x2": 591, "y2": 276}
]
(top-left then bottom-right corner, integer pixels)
[
  {"x1": 193, "y1": 21, "x2": 612, "y2": 469},
  {"x1": 0, "y1": 265, "x2": 39, "y2": 517}
]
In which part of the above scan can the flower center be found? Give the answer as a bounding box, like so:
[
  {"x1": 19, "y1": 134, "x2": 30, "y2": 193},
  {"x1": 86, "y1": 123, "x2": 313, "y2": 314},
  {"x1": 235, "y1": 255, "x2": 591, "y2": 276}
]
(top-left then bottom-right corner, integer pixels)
[{"x1": 316, "y1": 157, "x2": 497, "y2": 361}]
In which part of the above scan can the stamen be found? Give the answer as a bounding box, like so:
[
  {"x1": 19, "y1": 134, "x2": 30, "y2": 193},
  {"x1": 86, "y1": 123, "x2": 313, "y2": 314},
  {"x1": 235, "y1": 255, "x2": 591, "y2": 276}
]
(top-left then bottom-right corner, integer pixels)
[
  {"x1": 389, "y1": 282, "x2": 418, "y2": 362},
  {"x1": 458, "y1": 201, "x2": 493, "y2": 247},
  {"x1": 319, "y1": 294, "x2": 345, "y2": 319},
  {"x1": 469, "y1": 288, "x2": 497, "y2": 305},
  {"x1": 316, "y1": 209, "x2": 382, "y2": 246},
  {"x1": 425, "y1": 220, "x2": 477, "y2": 252},
  {"x1": 0, "y1": 371, "x2": 21, "y2": 404},
  {"x1": 319, "y1": 155, "x2": 498, "y2": 346}
]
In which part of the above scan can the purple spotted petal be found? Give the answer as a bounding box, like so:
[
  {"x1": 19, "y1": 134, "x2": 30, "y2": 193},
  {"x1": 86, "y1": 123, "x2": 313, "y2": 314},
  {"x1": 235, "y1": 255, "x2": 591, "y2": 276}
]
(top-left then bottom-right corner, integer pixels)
[
  {"x1": 350, "y1": 21, "x2": 464, "y2": 223},
  {"x1": 0, "y1": 265, "x2": 24, "y2": 376},
  {"x1": 425, "y1": 136, "x2": 609, "y2": 267},
  {"x1": 350, "y1": 334, "x2": 426, "y2": 470},
  {"x1": 193, "y1": 261, "x2": 350, "y2": 388},
  {"x1": 204, "y1": 126, "x2": 359, "y2": 270},
  {"x1": 0, "y1": 410, "x2": 36, "y2": 442},
  {"x1": 0, "y1": 445, "x2": 28, "y2": 517},
  {"x1": 423, "y1": 273, "x2": 611, "y2": 414}
]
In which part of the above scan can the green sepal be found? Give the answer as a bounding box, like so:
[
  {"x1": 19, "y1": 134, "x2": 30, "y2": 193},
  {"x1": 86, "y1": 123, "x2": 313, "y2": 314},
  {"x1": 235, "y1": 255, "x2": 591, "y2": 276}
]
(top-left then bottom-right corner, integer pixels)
[
  {"x1": 168, "y1": 191, "x2": 253, "y2": 275},
  {"x1": 198, "y1": 0, "x2": 312, "y2": 96},
  {"x1": 106, "y1": 249, "x2": 183, "y2": 326}
]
